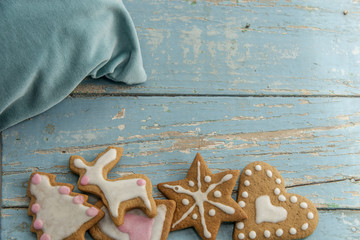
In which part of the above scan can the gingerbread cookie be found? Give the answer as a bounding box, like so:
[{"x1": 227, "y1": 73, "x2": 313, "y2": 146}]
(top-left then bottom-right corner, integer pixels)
[
  {"x1": 27, "y1": 172, "x2": 104, "y2": 240},
  {"x1": 69, "y1": 147, "x2": 157, "y2": 226},
  {"x1": 233, "y1": 162, "x2": 319, "y2": 240},
  {"x1": 158, "y1": 153, "x2": 247, "y2": 240},
  {"x1": 90, "y1": 199, "x2": 176, "y2": 240}
]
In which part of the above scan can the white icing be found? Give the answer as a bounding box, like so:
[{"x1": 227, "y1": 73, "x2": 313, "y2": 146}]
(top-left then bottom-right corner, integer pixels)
[
  {"x1": 182, "y1": 199, "x2": 189, "y2": 206},
  {"x1": 249, "y1": 231, "x2": 256, "y2": 239},
  {"x1": 255, "y1": 195, "x2": 287, "y2": 224},
  {"x1": 307, "y1": 212, "x2": 314, "y2": 219},
  {"x1": 301, "y1": 223, "x2": 309, "y2": 230},
  {"x1": 255, "y1": 165, "x2": 262, "y2": 171},
  {"x1": 276, "y1": 229, "x2": 283, "y2": 237},
  {"x1": 162, "y1": 161, "x2": 235, "y2": 239},
  {"x1": 245, "y1": 169, "x2": 252, "y2": 176},
  {"x1": 300, "y1": 202, "x2": 308, "y2": 209},
  {"x1": 275, "y1": 178, "x2": 281, "y2": 184},
  {"x1": 264, "y1": 230, "x2": 271, "y2": 238},
  {"x1": 290, "y1": 227, "x2": 297, "y2": 235},
  {"x1": 189, "y1": 181, "x2": 195, "y2": 187},
  {"x1": 266, "y1": 170, "x2": 272, "y2": 178},
  {"x1": 73, "y1": 149, "x2": 152, "y2": 218},
  {"x1": 274, "y1": 188, "x2": 280, "y2": 195},
  {"x1": 278, "y1": 195, "x2": 286, "y2": 202},
  {"x1": 244, "y1": 180, "x2": 250, "y2": 187},
  {"x1": 290, "y1": 196, "x2": 298, "y2": 203},
  {"x1": 242, "y1": 192, "x2": 248, "y2": 198},
  {"x1": 236, "y1": 222, "x2": 244, "y2": 230},
  {"x1": 204, "y1": 176, "x2": 211, "y2": 183},
  {"x1": 208, "y1": 209, "x2": 215, "y2": 216},
  {"x1": 213, "y1": 190, "x2": 221, "y2": 198},
  {"x1": 238, "y1": 233, "x2": 245, "y2": 239},
  {"x1": 98, "y1": 204, "x2": 168, "y2": 240},
  {"x1": 192, "y1": 214, "x2": 198, "y2": 220},
  {"x1": 238, "y1": 201, "x2": 245, "y2": 208},
  {"x1": 30, "y1": 174, "x2": 95, "y2": 240}
]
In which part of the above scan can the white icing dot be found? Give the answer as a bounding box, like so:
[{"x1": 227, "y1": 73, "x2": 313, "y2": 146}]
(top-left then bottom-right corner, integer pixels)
[
  {"x1": 192, "y1": 213, "x2": 198, "y2": 220},
  {"x1": 276, "y1": 178, "x2": 281, "y2": 184},
  {"x1": 266, "y1": 170, "x2": 273, "y2": 178},
  {"x1": 249, "y1": 231, "x2": 256, "y2": 239},
  {"x1": 307, "y1": 212, "x2": 314, "y2": 219},
  {"x1": 300, "y1": 202, "x2": 308, "y2": 209},
  {"x1": 264, "y1": 230, "x2": 271, "y2": 238},
  {"x1": 290, "y1": 196, "x2": 298, "y2": 203},
  {"x1": 189, "y1": 180, "x2": 195, "y2": 187},
  {"x1": 182, "y1": 199, "x2": 189, "y2": 206},
  {"x1": 274, "y1": 188, "x2": 280, "y2": 195},
  {"x1": 255, "y1": 165, "x2": 262, "y2": 171},
  {"x1": 236, "y1": 222, "x2": 244, "y2": 230},
  {"x1": 245, "y1": 169, "x2": 252, "y2": 176},
  {"x1": 278, "y1": 195, "x2": 286, "y2": 202},
  {"x1": 238, "y1": 233, "x2": 245, "y2": 240},
  {"x1": 209, "y1": 209, "x2": 216, "y2": 216},
  {"x1": 276, "y1": 229, "x2": 283, "y2": 237},
  {"x1": 213, "y1": 190, "x2": 221, "y2": 198},
  {"x1": 289, "y1": 228, "x2": 297, "y2": 235},
  {"x1": 238, "y1": 201, "x2": 246, "y2": 208},
  {"x1": 244, "y1": 180, "x2": 250, "y2": 187},
  {"x1": 301, "y1": 223, "x2": 309, "y2": 230},
  {"x1": 242, "y1": 191, "x2": 248, "y2": 198},
  {"x1": 204, "y1": 176, "x2": 211, "y2": 183}
]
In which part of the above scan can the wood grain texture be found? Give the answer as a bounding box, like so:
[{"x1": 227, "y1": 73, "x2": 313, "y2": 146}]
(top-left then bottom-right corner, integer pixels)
[{"x1": 73, "y1": 0, "x2": 360, "y2": 96}]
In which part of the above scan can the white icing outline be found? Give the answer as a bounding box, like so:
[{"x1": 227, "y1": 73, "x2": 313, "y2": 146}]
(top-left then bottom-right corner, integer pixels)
[{"x1": 162, "y1": 161, "x2": 235, "y2": 239}]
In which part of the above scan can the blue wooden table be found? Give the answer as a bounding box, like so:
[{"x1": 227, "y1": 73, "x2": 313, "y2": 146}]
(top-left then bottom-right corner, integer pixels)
[{"x1": 2, "y1": 0, "x2": 360, "y2": 239}]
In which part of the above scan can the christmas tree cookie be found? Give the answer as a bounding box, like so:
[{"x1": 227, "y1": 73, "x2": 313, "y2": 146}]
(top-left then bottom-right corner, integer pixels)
[
  {"x1": 69, "y1": 147, "x2": 157, "y2": 226},
  {"x1": 158, "y1": 153, "x2": 247, "y2": 240},
  {"x1": 27, "y1": 172, "x2": 104, "y2": 240}
]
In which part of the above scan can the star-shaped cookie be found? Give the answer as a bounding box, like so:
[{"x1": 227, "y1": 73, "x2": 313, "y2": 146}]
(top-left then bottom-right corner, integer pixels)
[{"x1": 158, "y1": 153, "x2": 247, "y2": 240}]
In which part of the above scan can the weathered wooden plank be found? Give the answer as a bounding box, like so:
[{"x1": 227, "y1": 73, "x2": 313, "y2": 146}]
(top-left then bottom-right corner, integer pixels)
[
  {"x1": 2, "y1": 97, "x2": 360, "y2": 208},
  {"x1": 2, "y1": 209, "x2": 359, "y2": 240},
  {"x1": 73, "y1": 0, "x2": 360, "y2": 95}
]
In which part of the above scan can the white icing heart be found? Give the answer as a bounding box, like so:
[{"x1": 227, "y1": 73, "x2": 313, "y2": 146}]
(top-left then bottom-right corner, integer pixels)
[{"x1": 255, "y1": 195, "x2": 287, "y2": 224}]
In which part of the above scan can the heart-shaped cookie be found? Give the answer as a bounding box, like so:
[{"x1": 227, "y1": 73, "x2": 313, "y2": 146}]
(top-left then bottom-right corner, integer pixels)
[{"x1": 233, "y1": 162, "x2": 319, "y2": 240}]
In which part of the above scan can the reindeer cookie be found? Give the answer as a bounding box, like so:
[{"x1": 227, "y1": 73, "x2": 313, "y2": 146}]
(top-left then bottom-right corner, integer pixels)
[
  {"x1": 69, "y1": 147, "x2": 157, "y2": 226},
  {"x1": 158, "y1": 153, "x2": 247, "y2": 240},
  {"x1": 27, "y1": 172, "x2": 104, "y2": 240},
  {"x1": 233, "y1": 162, "x2": 319, "y2": 240},
  {"x1": 90, "y1": 200, "x2": 176, "y2": 240}
]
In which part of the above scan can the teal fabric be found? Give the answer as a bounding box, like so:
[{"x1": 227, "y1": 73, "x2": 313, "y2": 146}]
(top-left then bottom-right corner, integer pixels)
[{"x1": 0, "y1": 0, "x2": 147, "y2": 131}]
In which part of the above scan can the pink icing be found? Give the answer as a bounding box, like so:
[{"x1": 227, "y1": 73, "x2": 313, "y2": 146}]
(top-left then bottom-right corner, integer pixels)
[
  {"x1": 136, "y1": 179, "x2": 146, "y2": 186},
  {"x1": 86, "y1": 207, "x2": 99, "y2": 217},
  {"x1": 31, "y1": 174, "x2": 42, "y2": 185},
  {"x1": 40, "y1": 233, "x2": 51, "y2": 240},
  {"x1": 58, "y1": 186, "x2": 71, "y2": 195},
  {"x1": 31, "y1": 203, "x2": 40, "y2": 213},
  {"x1": 33, "y1": 219, "x2": 43, "y2": 229},
  {"x1": 118, "y1": 213, "x2": 154, "y2": 240},
  {"x1": 73, "y1": 195, "x2": 85, "y2": 204},
  {"x1": 80, "y1": 176, "x2": 89, "y2": 186}
]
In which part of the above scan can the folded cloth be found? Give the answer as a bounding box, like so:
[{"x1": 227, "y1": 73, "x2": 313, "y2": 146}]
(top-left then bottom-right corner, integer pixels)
[{"x1": 0, "y1": 0, "x2": 147, "y2": 131}]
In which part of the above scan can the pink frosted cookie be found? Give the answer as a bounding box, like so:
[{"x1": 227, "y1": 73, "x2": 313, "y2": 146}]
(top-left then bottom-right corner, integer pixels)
[
  {"x1": 233, "y1": 162, "x2": 319, "y2": 240},
  {"x1": 158, "y1": 153, "x2": 247, "y2": 240},
  {"x1": 69, "y1": 147, "x2": 157, "y2": 226},
  {"x1": 90, "y1": 200, "x2": 176, "y2": 240},
  {"x1": 27, "y1": 172, "x2": 104, "y2": 240}
]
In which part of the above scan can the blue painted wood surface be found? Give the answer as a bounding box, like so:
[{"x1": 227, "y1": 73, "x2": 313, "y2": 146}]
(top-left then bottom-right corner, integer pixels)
[{"x1": 2, "y1": 0, "x2": 360, "y2": 239}]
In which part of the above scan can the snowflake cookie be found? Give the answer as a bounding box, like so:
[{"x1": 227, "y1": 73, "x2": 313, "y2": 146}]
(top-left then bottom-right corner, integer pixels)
[
  {"x1": 233, "y1": 162, "x2": 319, "y2": 240},
  {"x1": 90, "y1": 199, "x2": 176, "y2": 240},
  {"x1": 27, "y1": 172, "x2": 104, "y2": 240},
  {"x1": 69, "y1": 147, "x2": 157, "y2": 226},
  {"x1": 158, "y1": 153, "x2": 247, "y2": 240}
]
